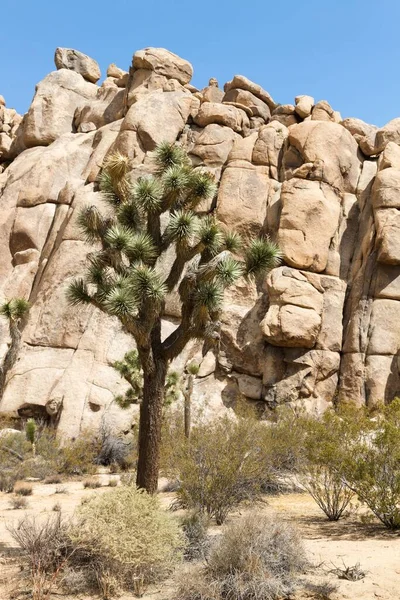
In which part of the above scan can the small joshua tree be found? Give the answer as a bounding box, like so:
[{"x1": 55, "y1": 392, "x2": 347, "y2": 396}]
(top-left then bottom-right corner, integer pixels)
[
  {"x1": 68, "y1": 142, "x2": 281, "y2": 493},
  {"x1": 0, "y1": 298, "x2": 30, "y2": 395},
  {"x1": 183, "y1": 362, "x2": 200, "y2": 439},
  {"x1": 25, "y1": 418, "x2": 37, "y2": 456}
]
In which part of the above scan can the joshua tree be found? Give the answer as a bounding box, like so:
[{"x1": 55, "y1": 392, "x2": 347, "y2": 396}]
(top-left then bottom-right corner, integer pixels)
[
  {"x1": 68, "y1": 142, "x2": 281, "y2": 493},
  {"x1": 183, "y1": 361, "x2": 200, "y2": 439},
  {"x1": 0, "y1": 298, "x2": 30, "y2": 396},
  {"x1": 25, "y1": 418, "x2": 37, "y2": 456}
]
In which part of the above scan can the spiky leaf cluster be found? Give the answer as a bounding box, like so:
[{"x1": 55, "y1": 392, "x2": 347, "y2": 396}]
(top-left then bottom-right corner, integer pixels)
[
  {"x1": 0, "y1": 298, "x2": 30, "y2": 323},
  {"x1": 68, "y1": 142, "x2": 282, "y2": 360},
  {"x1": 114, "y1": 350, "x2": 180, "y2": 408}
]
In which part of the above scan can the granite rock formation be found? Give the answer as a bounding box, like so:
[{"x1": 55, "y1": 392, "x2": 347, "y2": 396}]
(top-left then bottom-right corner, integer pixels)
[{"x1": 0, "y1": 46, "x2": 399, "y2": 436}]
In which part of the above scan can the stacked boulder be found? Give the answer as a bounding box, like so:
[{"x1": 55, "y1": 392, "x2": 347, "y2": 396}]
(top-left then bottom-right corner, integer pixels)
[{"x1": 1, "y1": 45, "x2": 400, "y2": 436}]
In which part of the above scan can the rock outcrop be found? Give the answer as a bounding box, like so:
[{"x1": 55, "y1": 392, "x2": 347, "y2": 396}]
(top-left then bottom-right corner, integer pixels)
[{"x1": 1, "y1": 46, "x2": 399, "y2": 435}]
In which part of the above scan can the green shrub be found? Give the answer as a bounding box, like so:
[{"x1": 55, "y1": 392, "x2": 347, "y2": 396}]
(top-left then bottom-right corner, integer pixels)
[
  {"x1": 170, "y1": 415, "x2": 272, "y2": 524},
  {"x1": 0, "y1": 430, "x2": 31, "y2": 464},
  {"x1": 57, "y1": 430, "x2": 100, "y2": 475},
  {"x1": 343, "y1": 399, "x2": 400, "y2": 529},
  {"x1": 297, "y1": 409, "x2": 361, "y2": 521},
  {"x1": 176, "y1": 513, "x2": 307, "y2": 600},
  {"x1": 69, "y1": 486, "x2": 183, "y2": 596}
]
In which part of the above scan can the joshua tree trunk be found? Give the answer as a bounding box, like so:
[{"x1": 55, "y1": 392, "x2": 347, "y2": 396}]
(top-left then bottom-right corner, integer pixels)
[
  {"x1": 0, "y1": 321, "x2": 22, "y2": 398},
  {"x1": 183, "y1": 374, "x2": 194, "y2": 440},
  {"x1": 136, "y1": 357, "x2": 167, "y2": 494}
]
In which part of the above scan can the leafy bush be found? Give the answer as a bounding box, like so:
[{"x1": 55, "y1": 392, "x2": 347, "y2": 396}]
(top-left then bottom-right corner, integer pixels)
[
  {"x1": 176, "y1": 513, "x2": 307, "y2": 600},
  {"x1": 0, "y1": 430, "x2": 31, "y2": 464},
  {"x1": 343, "y1": 399, "x2": 400, "y2": 529},
  {"x1": 170, "y1": 415, "x2": 272, "y2": 524},
  {"x1": 69, "y1": 486, "x2": 183, "y2": 596},
  {"x1": 14, "y1": 482, "x2": 33, "y2": 496},
  {"x1": 297, "y1": 409, "x2": 361, "y2": 521}
]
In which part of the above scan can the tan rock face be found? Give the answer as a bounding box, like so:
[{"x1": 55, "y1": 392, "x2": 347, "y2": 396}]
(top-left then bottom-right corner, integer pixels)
[{"x1": 1, "y1": 45, "x2": 400, "y2": 430}]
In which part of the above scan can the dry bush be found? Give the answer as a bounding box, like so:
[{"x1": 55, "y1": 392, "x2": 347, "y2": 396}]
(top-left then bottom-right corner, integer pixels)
[
  {"x1": 9, "y1": 495, "x2": 29, "y2": 510},
  {"x1": 176, "y1": 513, "x2": 307, "y2": 600},
  {"x1": 17, "y1": 457, "x2": 55, "y2": 481},
  {"x1": 167, "y1": 415, "x2": 273, "y2": 524},
  {"x1": 108, "y1": 477, "x2": 118, "y2": 487},
  {"x1": 0, "y1": 471, "x2": 18, "y2": 493},
  {"x1": 57, "y1": 430, "x2": 101, "y2": 475},
  {"x1": 68, "y1": 486, "x2": 183, "y2": 597},
  {"x1": 54, "y1": 485, "x2": 68, "y2": 494},
  {"x1": 44, "y1": 475, "x2": 62, "y2": 485},
  {"x1": 61, "y1": 567, "x2": 88, "y2": 594},
  {"x1": 36, "y1": 428, "x2": 100, "y2": 475},
  {"x1": 95, "y1": 426, "x2": 135, "y2": 470},
  {"x1": 83, "y1": 477, "x2": 101, "y2": 489},
  {"x1": 14, "y1": 482, "x2": 33, "y2": 496},
  {"x1": 7, "y1": 514, "x2": 72, "y2": 600},
  {"x1": 181, "y1": 511, "x2": 210, "y2": 560}
]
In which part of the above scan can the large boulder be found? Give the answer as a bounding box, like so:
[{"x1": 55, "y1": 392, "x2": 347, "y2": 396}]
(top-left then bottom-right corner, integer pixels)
[
  {"x1": 54, "y1": 48, "x2": 101, "y2": 83},
  {"x1": 194, "y1": 102, "x2": 249, "y2": 133},
  {"x1": 121, "y1": 90, "x2": 198, "y2": 151},
  {"x1": 217, "y1": 163, "x2": 270, "y2": 236},
  {"x1": 23, "y1": 70, "x2": 98, "y2": 147},
  {"x1": 133, "y1": 47, "x2": 193, "y2": 85},
  {"x1": 224, "y1": 75, "x2": 276, "y2": 110},
  {"x1": 190, "y1": 124, "x2": 238, "y2": 166},
  {"x1": 222, "y1": 88, "x2": 270, "y2": 121},
  {"x1": 261, "y1": 267, "x2": 345, "y2": 350},
  {"x1": 277, "y1": 178, "x2": 341, "y2": 272},
  {"x1": 286, "y1": 121, "x2": 362, "y2": 193}
]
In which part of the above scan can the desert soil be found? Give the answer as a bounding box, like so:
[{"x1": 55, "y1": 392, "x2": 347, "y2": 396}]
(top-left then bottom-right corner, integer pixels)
[{"x1": 0, "y1": 475, "x2": 399, "y2": 599}]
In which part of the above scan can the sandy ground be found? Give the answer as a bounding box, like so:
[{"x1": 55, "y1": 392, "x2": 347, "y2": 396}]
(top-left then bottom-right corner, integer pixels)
[{"x1": 0, "y1": 476, "x2": 399, "y2": 599}]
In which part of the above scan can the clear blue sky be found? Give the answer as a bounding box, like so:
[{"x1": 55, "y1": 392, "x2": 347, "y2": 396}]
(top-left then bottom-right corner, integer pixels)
[{"x1": 1, "y1": 0, "x2": 399, "y2": 127}]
